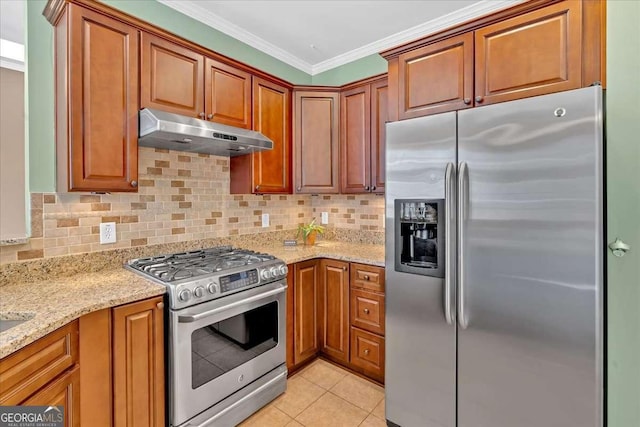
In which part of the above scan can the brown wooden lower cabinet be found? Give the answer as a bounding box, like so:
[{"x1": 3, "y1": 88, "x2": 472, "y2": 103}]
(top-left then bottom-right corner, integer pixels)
[
  {"x1": 289, "y1": 259, "x2": 385, "y2": 383},
  {"x1": 293, "y1": 260, "x2": 320, "y2": 365},
  {"x1": 23, "y1": 365, "x2": 80, "y2": 427},
  {"x1": 113, "y1": 297, "x2": 165, "y2": 427},
  {"x1": 350, "y1": 327, "x2": 385, "y2": 383},
  {"x1": 0, "y1": 321, "x2": 78, "y2": 406},
  {"x1": 319, "y1": 259, "x2": 350, "y2": 363}
]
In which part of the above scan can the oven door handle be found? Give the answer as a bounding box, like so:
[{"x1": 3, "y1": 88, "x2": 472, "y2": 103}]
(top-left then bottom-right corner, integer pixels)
[{"x1": 178, "y1": 285, "x2": 287, "y2": 323}]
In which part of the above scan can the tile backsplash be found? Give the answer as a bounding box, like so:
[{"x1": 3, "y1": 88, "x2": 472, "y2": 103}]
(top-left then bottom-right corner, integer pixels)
[{"x1": 0, "y1": 148, "x2": 384, "y2": 264}]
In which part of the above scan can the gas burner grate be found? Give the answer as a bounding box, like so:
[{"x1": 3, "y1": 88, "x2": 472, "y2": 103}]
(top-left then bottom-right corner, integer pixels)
[{"x1": 127, "y1": 246, "x2": 276, "y2": 283}]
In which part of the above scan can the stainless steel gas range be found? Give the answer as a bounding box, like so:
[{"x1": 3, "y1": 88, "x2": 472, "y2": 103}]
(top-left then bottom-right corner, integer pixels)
[{"x1": 126, "y1": 246, "x2": 288, "y2": 427}]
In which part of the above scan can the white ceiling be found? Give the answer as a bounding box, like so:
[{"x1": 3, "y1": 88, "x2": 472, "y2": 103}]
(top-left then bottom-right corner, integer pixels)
[
  {"x1": 0, "y1": 1, "x2": 526, "y2": 75},
  {"x1": 0, "y1": 0, "x2": 25, "y2": 71},
  {"x1": 159, "y1": 0, "x2": 524, "y2": 75}
]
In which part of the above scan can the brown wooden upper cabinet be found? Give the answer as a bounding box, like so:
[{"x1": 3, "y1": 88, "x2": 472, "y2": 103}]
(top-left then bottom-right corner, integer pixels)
[
  {"x1": 398, "y1": 33, "x2": 473, "y2": 120},
  {"x1": 398, "y1": 33, "x2": 473, "y2": 119},
  {"x1": 383, "y1": 0, "x2": 605, "y2": 119},
  {"x1": 53, "y1": 4, "x2": 139, "y2": 192},
  {"x1": 319, "y1": 259, "x2": 350, "y2": 363},
  {"x1": 474, "y1": 1, "x2": 582, "y2": 106},
  {"x1": 141, "y1": 33, "x2": 252, "y2": 129},
  {"x1": 231, "y1": 78, "x2": 292, "y2": 194},
  {"x1": 293, "y1": 91, "x2": 340, "y2": 194},
  {"x1": 341, "y1": 77, "x2": 388, "y2": 194}
]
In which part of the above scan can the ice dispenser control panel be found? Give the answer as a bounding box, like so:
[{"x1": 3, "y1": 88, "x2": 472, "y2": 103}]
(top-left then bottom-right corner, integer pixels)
[{"x1": 394, "y1": 199, "x2": 445, "y2": 278}]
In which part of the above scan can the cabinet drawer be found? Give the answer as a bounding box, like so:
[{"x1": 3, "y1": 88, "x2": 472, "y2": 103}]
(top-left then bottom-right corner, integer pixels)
[
  {"x1": 351, "y1": 289, "x2": 385, "y2": 336},
  {"x1": 350, "y1": 263, "x2": 385, "y2": 293},
  {"x1": 0, "y1": 321, "x2": 79, "y2": 405},
  {"x1": 23, "y1": 365, "x2": 80, "y2": 427},
  {"x1": 350, "y1": 327, "x2": 384, "y2": 381}
]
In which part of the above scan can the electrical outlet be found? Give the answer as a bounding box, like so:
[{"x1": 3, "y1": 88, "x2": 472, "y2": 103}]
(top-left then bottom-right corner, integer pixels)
[
  {"x1": 99, "y1": 222, "x2": 117, "y2": 244},
  {"x1": 261, "y1": 213, "x2": 269, "y2": 228},
  {"x1": 321, "y1": 212, "x2": 329, "y2": 224}
]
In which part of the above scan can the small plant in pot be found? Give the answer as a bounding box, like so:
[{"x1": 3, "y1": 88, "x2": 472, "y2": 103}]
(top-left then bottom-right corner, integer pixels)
[{"x1": 297, "y1": 218, "x2": 325, "y2": 246}]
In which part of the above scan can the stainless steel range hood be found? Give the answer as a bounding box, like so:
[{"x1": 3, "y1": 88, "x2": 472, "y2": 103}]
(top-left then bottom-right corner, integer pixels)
[{"x1": 138, "y1": 108, "x2": 273, "y2": 156}]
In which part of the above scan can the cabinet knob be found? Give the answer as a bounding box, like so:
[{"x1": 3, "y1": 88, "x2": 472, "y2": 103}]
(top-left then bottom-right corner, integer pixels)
[
  {"x1": 371, "y1": 185, "x2": 376, "y2": 191},
  {"x1": 365, "y1": 185, "x2": 370, "y2": 191},
  {"x1": 255, "y1": 185, "x2": 260, "y2": 192},
  {"x1": 463, "y1": 98, "x2": 471, "y2": 105},
  {"x1": 297, "y1": 186, "x2": 302, "y2": 191},
  {"x1": 364, "y1": 349, "x2": 370, "y2": 355},
  {"x1": 157, "y1": 302, "x2": 164, "y2": 309},
  {"x1": 475, "y1": 96, "x2": 484, "y2": 103},
  {"x1": 130, "y1": 180, "x2": 138, "y2": 188},
  {"x1": 363, "y1": 275, "x2": 370, "y2": 280},
  {"x1": 342, "y1": 266, "x2": 347, "y2": 271},
  {"x1": 207, "y1": 114, "x2": 213, "y2": 119},
  {"x1": 199, "y1": 112, "x2": 205, "y2": 119},
  {"x1": 363, "y1": 308, "x2": 370, "y2": 314}
]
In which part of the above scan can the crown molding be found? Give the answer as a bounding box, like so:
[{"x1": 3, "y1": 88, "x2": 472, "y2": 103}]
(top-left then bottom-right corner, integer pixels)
[
  {"x1": 157, "y1": 0, "x2": 313, "y2": 74},
  {"x1": 159, "y1": 0, "x2": 526, "y2": 76}
]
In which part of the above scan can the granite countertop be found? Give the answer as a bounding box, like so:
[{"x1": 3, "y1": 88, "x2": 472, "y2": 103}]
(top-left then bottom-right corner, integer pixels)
[
  {"x1": 0, "y1": 239, "x2": 384, "y2": 359},
  {"x1": 0, "y1": 269, "x2": 166, "y2": 359},
  {"x1": 252, "y1": 240, "x2": 385, "y2": 267}
]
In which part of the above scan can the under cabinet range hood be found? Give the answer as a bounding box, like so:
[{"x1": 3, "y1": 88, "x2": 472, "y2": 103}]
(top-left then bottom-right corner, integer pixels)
[{"x1": 138, "y1": 108, "x2": 273, "y2": 156}]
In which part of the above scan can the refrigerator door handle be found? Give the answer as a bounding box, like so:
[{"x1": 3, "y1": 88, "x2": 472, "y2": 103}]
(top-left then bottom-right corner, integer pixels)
[
  {"x1": 458, "y1": 161, "x2": 469, "y2": 329},
  {"x1": 444, "y1": 162, "x2": 456, "y2": 325}
]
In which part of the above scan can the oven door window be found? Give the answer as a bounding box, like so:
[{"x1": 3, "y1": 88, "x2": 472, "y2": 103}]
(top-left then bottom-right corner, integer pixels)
[{"x1": 191, "y1": 301, "x2": 278, "y2": 389}]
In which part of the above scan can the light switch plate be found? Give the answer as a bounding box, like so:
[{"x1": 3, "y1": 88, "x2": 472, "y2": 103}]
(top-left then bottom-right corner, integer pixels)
[
  {"x1": 321, "y1": 212, "x2": 329, "y2": 224},
  {"x1": 99, "y1": 222, "x2": 117, "y2": 244},
  {"x1": 261, "y1": 213, "x2": 269, "y2": 227}
]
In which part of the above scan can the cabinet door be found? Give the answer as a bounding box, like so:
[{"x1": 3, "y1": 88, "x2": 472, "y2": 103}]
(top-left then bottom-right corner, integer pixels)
[
  {"x1": 63, "y1": 5, "x2": 139, "y2": 192},
  {"x1": 294, "y1": 260, "x2": 319, "y2": 365},
  {"x1": 398, "y1": 32, "x2": 473, "y2": 119},
  {"x1": 205, "y1": 58, "x2": 252, "y2": 129},
  {"x1": 341, "y1": 85, "x2": 371, "y2": 193},
  {"x1": 113, "y1": 297, "x2": 165, "y2": 427},
  {"x1": 23, "y1": 366, "x2": 80, "y2": 427},
  {"x1": 370, "y1": 79, "x2": 388, "y2": 194},
  {"x1": 294, "y1": 91, "x2": 340, "y2": 194},
  {"x1": 319, "y1": 260, "x2": 350, "y2": 363},
  {"x1": 251, "y1": 77, "x2": 292, "y2": 194},
  {"x1": 474, "y1": 1, "x2": 582, "y2": 106},
  {"x1": 141, "y1": 33, "x2": 204, "y2": 118}
]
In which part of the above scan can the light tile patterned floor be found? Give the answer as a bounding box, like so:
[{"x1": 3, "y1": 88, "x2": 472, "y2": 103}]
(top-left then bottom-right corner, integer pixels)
[{"x1": 239, "y1": 359, "x2": 386, "y2": 427}]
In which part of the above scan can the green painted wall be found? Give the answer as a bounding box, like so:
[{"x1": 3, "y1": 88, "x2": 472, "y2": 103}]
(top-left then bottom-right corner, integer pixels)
[
  {"x1": 312, "y1": 54, "x2": 387, "y2": 86},
  {"x1": 606, "y1": 1, "x2": 640, "y2": 426},
  {"x1": 26, "y1": 0, "x2": 55, "y2": 193}
]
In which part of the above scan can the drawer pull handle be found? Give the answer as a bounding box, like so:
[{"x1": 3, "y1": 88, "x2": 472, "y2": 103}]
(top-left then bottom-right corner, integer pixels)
[
  {"x1": 363, "y1": 308, "x2": 370, "y2": 314},
  {"x1": 364, "y1": 349, "x2": 370, "y2": 355},
  {"x1": 363, "y1": 275, "x2": 370, "y2": 280}
]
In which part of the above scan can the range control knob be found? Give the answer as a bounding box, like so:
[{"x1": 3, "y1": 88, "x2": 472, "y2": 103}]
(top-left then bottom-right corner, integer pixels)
[
  {"x1": 278, "y1": 265, "x2": 289, "y2": 276},
  {"x1": 269, "y1": 266, "x2": 278, "y2": 277},
  {"x1": 178, "y1": 289, "x2": 192, "y2": 302},
  {"x1": 193, "y1": 286, "x2": 205, "y2": 298},
  {"x1": 261, "y1": 269, "x2": 272, "y2": 280},
  {"x1": 207, "y1": 282, "x2": 218, "y2": 294}
]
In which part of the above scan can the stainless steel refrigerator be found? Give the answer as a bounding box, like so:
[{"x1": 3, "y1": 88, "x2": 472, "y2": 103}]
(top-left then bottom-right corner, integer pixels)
[{"x1": 385, "y1": 86, "x2": 604, "y2": 427}]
